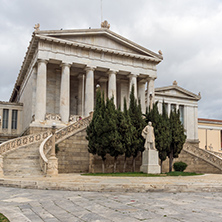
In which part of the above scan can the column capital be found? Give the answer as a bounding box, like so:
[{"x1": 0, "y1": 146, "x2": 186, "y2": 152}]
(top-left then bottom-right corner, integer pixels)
[
  {"x1": 61, "y1": 63, "x2": 72, "y2": 68},
  {"x1": 108, "y1": 69, "x2": 118, "y2": 75},
  {"x1": 85, "y1": 66, "x2": 96, "y2": 72},
  {"x1": 147, "y1": 76, "x2": 157, "y2": 81},
  {"x1": 128, "y1": 73, "x2": 139, "y2": 78},
  {"x1": 37, "y1": 59, "x2": 48, "y2": 65}
]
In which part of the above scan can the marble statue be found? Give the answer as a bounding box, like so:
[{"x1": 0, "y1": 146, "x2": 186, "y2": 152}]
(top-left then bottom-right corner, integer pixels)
[{"x1": 142, "y1": 122, "x2": 156, "y2": 150}]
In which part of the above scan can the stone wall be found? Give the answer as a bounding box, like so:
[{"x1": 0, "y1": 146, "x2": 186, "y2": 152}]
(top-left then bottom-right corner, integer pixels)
[
  {"x1": 46, "y1": 65, "x2": 61, "y2": 114},
  {"x1": 22, "y1": 126, "x2": 51, "y2": 136},
  {"x1": 161, "y1": 149, "x2": 222, "y2": 174},
  {"x1": 57, "y1": 130, "x2": 89, "y2": 173},
  {"x1": 56, "y1": 129, "x2": 142, "y2": 173},
  {"x1": 19, "y1": 68, "x2": 35, "y2": 131},
  {"x1": 70, "y1": 76, "x2": 78, "y2": 116},
  {"x1": 91, "y1": 154, "x2": 142, "y2": 173}
]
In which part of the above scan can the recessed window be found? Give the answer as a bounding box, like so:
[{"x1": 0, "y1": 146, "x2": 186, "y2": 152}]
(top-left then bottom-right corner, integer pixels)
[
  {"x1": 171, "y1": 104, "x2": 176, "y2": 112},
  {"x1": 2, "y1": 109, "x2": 9, "y2": 129},
  {"x1": 179, "y1": 105, "x2": 184, "y2": 125},
  {"x1": 11, "y1": 110, "x2": 18, "y2": 130}
]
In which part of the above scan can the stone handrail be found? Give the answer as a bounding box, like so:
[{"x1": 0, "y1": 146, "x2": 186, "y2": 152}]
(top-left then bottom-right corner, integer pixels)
[
  {"x1": 183, "y1": 143, "x2": 222, "y2": 171},
  {"x1": 208, "y1": 150, "x2": 222, "y2": 159},
  {"x1": 39, "y1": 114, "x2": 92, "y2": 174},
  {"x1": 0, "y1": 131, "x2": 50, "y2": 156}
]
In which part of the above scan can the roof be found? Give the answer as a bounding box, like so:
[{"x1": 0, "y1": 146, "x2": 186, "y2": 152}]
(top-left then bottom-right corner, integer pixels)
[
  {"x1": 155, "y1": 83, "x2": 201, "y2": 101},
  {"x1": 10, "y1": 27, "x2": 163, "y2": 102},
  {"x1": 198, "y1": 118, "x2": 222, "y2": 124}
]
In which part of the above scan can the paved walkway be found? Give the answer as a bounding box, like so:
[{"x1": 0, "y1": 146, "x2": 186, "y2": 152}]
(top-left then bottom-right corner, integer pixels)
[
  {"x1": 0, "y1": 187, "x2": 222, "y2": 222},
  {"x1": 1, "y1": 174, "x2": 222, "y2": 192}
]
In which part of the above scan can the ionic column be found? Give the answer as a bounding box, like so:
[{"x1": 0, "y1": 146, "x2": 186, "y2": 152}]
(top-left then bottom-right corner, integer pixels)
[
  {"x1": 129, "y1": 74, "x2": 138, "y2": 99},
  {"x1": 85, "y1": 67, "x2": 95, "y2": 116},
  {"x1": 108, "y1": 70, "x2": 117, "y2": 106},
  {"x1": 176, "y1": 104, "x2": 179, "y2": 111},
  {"x1": 60, "y1": 63, "x2": 71, "y2": 123},
  {"x1": 147, "y1": 78, "x2": 155, "y2": 110},
  {"x1": 168, "y1": 103, "x2": 171, "y2": 117},
  {"x1": 138, "y1": 81, "x2": 146, "y2": 113},
  {"x1": 35, "y1": 59, "x2": 48, "y2": 122},
  {"x1": 77, "y1": 74, "x2": 85, "y2": 117}
]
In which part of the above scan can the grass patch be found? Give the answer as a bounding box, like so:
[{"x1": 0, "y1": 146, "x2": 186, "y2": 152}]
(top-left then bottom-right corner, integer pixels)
[
  {"x1": 166, "y1": 171, "x2": 202, "y2": 176},
  {"x1": 0, "y1": 213, "x2": 10, "y2": 222},
  {"x1": 81, "y1": 171, "x2": 202, "y2": 177}
]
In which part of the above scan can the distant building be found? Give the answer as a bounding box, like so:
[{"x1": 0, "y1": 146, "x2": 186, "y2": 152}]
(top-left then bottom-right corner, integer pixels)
[
  {"x1": 153, "y1": 81, "x2": 201, "y2": 143},
  {"x1": 198, "y1": 118, "x2": 222, "y2": 152}
]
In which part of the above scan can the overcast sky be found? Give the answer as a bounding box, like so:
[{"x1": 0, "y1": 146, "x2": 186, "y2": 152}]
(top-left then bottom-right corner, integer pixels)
[{"x1": 0, "y1": 0, "x2": 222, "y2": 119}]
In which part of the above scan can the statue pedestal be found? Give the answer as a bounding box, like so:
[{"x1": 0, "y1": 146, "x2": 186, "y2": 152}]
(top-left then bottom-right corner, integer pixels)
[{"x1": 140, "y1": 150, "x2": 161, "y2": 174}]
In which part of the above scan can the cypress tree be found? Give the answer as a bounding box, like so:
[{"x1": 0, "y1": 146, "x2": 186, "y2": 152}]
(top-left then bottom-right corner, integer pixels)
[
  {"x1": 86, "y1": 89, "x2": 107, "y2": 173},
  {"x1": 105, "y1": 98, "x2": 124, "y2": 173},
  {"x1": 145, "y1": 101, "x2": 171, "y2": 172},
  {"x1": 121, "y1": 98, "x2": 136, "y2": 172},
  {"x1": 128, "y1": 85, "x2": 146, "y2": 172},
  {"x1": 168, "y1": 108, "x2": 186, "y2": 172}
]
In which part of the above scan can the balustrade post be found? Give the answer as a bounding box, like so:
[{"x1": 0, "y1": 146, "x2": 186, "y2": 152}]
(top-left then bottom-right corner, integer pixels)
[
  {"x1": 46, "y1": 123, "x2": 58, "y2": 176},
  {"x1": 0, "y1": 155, "x2": 3, "y2": 177}
]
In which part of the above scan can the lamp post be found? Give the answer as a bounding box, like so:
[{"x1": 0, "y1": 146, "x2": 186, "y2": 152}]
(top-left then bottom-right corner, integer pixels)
[{"x1": 47, "y1": 122, "x2": 58, "y2": 176}]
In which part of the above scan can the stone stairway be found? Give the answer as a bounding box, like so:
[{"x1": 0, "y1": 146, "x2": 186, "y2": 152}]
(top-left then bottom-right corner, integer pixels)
[{"x1": 3, "y1": 141, "x2": 43, "y2": 176}]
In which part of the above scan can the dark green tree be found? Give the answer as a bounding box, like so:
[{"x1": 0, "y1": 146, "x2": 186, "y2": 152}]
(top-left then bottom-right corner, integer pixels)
[
  {"x1": 128, "y1": 85, "x2": 146, "y2": 172},
  {"x1": 105, "y1": 98, "x2": 124, "y2": 173},
  {"x1": 168, "y1": 108, "x2": 186, "y2": 172},
  {"x1": 145, "y1": 101, "x2": 171, "y2": 172},
  {"x1": 86, "y1": 89, "x2": 107, "y2": 173},
  {"x1": 121, "y1": 98, "x2": 136, "y2": 172}
]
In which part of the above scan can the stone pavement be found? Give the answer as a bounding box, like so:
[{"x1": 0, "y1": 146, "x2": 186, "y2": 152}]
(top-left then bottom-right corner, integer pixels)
[
  {"x1": 0, "y1": 187, "x2": 222, "y2": 222},
  {"x1": 1, "y1": 174, "x2": 222, "y2": 192}
]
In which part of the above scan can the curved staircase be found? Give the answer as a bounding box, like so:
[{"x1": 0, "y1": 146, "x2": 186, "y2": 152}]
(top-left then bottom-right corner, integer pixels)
[
  {"x1": 0, "y1": 114, "x2": 92, "y2": 177},
  {"x1": 0, "y1": 131, "x2": 51, "y2": 176},
  {"x1": 181, "y1": 143, "x2": 222, "y2": 173},
  {"x1": 2, "y1": 112, "x2": 222, "y2": 176}
]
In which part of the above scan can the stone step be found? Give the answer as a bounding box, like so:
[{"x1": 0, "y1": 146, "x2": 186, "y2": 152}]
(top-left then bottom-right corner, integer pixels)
[{"x1": 3, "y1": 141, "x2": 43, "y2": 176}]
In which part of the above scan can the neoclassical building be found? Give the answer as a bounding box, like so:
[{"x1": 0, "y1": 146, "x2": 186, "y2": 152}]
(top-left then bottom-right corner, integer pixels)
[
  {"x1": 8, "y1": 22, "x2": 162, "y2": 135},
  {"x1": 153, "y1": 81, "x2": 201, "y2": 143}
]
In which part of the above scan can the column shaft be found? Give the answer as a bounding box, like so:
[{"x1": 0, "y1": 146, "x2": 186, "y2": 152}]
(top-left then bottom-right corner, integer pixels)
[
  {"x1": 138, "y1": 82, "x2": 146, "y2": 113},
  {"x1": 129, "y1": 74, "x2": 137, "y2": 99},
  {"x1": 147, "y1": 78, "x2": 155, "y2": 110},
  {"x1": 108, "y1": 70, "x2": 117, "y2": 106},
  {"x1": 85, "y1": 67, "x2": 95, "y2": 116},
  {"x1": 35, "y1": 59, "x2": 47, "y2": 121},
  {"x1": 60, "y1": 63, "x2": 71, "y2": 123}
]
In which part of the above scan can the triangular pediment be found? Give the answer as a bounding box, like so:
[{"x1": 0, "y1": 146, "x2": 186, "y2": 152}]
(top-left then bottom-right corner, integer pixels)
[
  {"x1": 155, "y1": 85, "x2": 201, "y2": 101},
  {"x1": 37, "y1": 28, "x2": 162, "y2": 59}
]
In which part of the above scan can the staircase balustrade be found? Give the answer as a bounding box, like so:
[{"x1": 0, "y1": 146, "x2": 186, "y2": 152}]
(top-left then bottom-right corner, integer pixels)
[
  {"x1": 183, "y1": 143, "x2": 222, "y2": 171},
  {"x1": 39, "y1": 114, "x2": 92, "y2": 174}
]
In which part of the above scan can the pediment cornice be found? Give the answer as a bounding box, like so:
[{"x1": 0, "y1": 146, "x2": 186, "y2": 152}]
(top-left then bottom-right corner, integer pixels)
[
  {"x1": 155, "y1": 85, "x2": 201, "y2": 101},
  {"x1": 35, "y1": 34, "x2": 162, "y2": 63}
]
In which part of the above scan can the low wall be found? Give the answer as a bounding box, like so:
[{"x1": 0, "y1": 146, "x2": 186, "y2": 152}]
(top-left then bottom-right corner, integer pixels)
[{"x1": 56, "y1": 129, "x2": 142, "y2": 173}]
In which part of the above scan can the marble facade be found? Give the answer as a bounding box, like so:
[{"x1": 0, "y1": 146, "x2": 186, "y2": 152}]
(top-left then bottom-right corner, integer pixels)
[
  {"x1": 154, "y1": 81, "x2": 201, "y2": 143},
  {"x1": 9, "y1": 22, "x2": 163, "y2": 133}
]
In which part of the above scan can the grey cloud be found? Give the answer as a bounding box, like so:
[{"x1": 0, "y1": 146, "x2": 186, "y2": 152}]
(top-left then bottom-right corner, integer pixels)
[{"x1": 0, "y1": 0, "x2": 222, "y2": 119}]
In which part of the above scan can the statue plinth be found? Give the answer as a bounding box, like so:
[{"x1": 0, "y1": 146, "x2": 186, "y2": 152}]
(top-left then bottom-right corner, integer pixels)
[
  {"x1": 46, "y1": 156, "x2": 58, "y2": 176},
  {"x1": 140, "y1": 149, "x2": 161, "y2": 174}
]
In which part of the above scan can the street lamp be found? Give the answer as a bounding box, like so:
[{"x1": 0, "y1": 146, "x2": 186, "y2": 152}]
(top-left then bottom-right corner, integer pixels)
[
  {"x1": 51, "y1": 122, "x2": 56, "y2": 157},
  {"x1": 46, "y1": 122, "x2": 58, "y2": 176}
]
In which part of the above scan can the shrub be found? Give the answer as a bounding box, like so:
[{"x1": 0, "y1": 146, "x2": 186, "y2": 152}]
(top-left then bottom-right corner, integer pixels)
[{"x1": 173, "y1": 161, "x2": 187, "y2": 172}]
